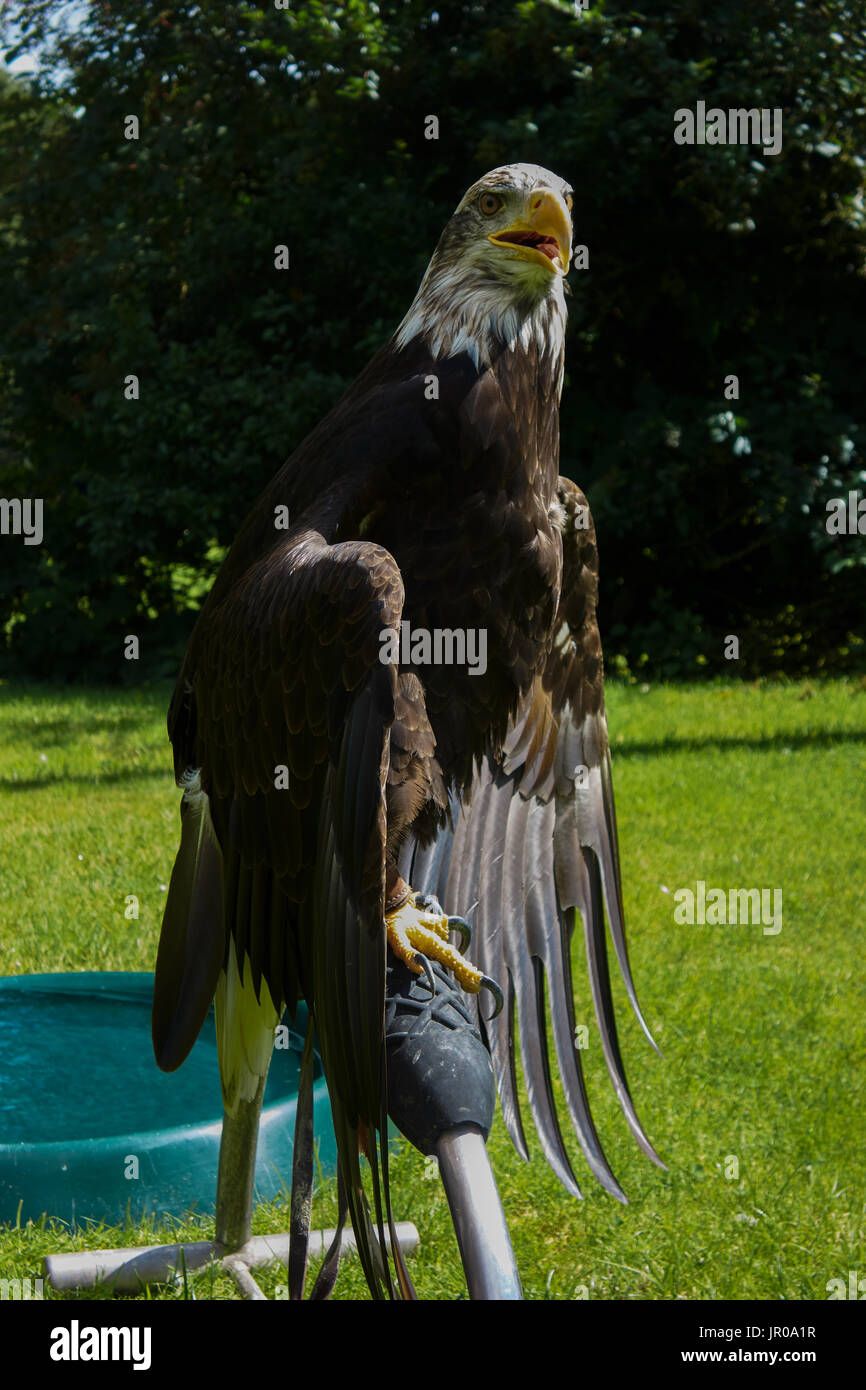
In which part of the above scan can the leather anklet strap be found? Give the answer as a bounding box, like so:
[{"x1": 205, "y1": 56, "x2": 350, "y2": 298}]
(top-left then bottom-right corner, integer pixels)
[{"x1": 385, "y1": 880, "x2": 413, "y2": 913}]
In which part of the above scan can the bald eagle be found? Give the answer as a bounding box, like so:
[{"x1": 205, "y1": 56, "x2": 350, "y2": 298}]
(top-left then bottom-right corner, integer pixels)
[{"x1": 153, "y1": 163, "x2": 661, "y2": 1299}]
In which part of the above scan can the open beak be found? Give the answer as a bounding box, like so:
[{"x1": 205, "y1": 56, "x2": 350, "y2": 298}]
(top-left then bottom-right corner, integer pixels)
[{"x1": 488, "y1": 189, "x2": 572, "y2": 276}]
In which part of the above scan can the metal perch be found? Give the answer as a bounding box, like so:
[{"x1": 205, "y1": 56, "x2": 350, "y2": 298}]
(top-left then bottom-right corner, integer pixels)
[{"x1": 45, "y1": 951, "x2": 520, "y2": 1300}]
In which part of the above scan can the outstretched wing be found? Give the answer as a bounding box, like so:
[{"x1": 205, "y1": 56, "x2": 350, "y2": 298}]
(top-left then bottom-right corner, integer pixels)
[
  {"x1": 401, "y1": 478, "x2": 663, "y2": 1200},
  {"x1": 153, "y1": 528, "x2": 411, "y2": 1297}
]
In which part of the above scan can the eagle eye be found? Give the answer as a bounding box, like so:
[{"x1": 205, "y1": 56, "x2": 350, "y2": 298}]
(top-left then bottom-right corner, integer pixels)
[
  {"x1": 478, "y1": 192, "x2": 503, "y2": 217},
  {"x1": 564, "y1": 192, "x2": 573, "y2": 211}
]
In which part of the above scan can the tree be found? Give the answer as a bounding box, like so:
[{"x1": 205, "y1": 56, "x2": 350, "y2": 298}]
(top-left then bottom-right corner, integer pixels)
[{"x1": 1, "y1": 0, "x2": 864, "y2": 679}]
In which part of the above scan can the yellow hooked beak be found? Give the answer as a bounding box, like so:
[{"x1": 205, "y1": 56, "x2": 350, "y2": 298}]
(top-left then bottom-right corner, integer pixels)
[{"x1": 488, "y1": 189, "x2": 572, "y2": 276}]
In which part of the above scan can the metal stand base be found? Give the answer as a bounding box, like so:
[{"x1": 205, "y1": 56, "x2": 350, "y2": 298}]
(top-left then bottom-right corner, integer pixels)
[{"x1": 43, "y1": 1224, "x2": 421, "y2": 1297}]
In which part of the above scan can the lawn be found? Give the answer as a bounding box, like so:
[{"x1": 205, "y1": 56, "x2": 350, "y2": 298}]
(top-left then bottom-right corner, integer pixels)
[{"x1": 0, "y1": 677, "x2": 864, "y2": 1300}]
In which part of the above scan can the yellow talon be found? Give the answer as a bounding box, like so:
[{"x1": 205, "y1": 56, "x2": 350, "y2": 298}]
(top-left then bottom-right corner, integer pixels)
[{"x1": 385, "y1": 892, "x2": 485, "y2": 994}]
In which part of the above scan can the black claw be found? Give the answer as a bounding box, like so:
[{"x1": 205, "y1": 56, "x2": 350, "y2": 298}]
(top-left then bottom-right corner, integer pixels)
[
  {"x1": 480, "y1": 975, "x2": 504, "y2": 1020},
  {"x1": 415, "y1": 892, "x2": 443, "y2": 916},
  {"x1": 447, "y1": 915, "x2": 472, "y2": 951},
  {"x1": 414, "y1": 953, "x2": 436, "y2": 995}
]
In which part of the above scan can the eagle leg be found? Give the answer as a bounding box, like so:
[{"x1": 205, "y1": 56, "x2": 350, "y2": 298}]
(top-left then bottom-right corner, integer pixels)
[{"x1": 385, "y1": 889, "x2": 503, "y2": 1017}]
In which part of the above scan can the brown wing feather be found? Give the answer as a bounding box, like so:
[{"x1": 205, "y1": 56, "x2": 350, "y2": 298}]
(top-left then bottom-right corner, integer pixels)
[
  {"x1": 401, "y1": 479, "x2": 663, "y2": 1201},
  {"x1": 154, "y1": 528, "x2": 415, "y2": 1297}
]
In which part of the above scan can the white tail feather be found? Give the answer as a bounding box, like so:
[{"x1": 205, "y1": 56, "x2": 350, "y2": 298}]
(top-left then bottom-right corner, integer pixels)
[{"x1": 215, "y1": 936, "x2": 281, "y2": 1116}]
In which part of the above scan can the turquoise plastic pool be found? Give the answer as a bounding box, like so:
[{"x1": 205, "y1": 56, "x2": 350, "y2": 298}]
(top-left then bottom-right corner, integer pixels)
[{"x1": 0, "y1": 972, "x2": 336, "y2": 1226}]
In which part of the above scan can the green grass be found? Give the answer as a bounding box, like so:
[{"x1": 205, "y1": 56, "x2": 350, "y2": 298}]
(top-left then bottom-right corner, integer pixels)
[{"x1": 1, "y1": 677, "x2": 864, "y2": 1300}]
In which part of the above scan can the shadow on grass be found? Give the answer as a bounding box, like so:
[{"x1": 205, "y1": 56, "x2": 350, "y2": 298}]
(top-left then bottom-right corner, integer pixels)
[
  {"x1": 0, "y1": 713, "x2": 164, "y2": 746},
  {"x1": 1, "y1": 768, "x2": 170, "y2": 791},
  {"x1": 615, "y1": 728, "x2": 866, "y2": 758}
]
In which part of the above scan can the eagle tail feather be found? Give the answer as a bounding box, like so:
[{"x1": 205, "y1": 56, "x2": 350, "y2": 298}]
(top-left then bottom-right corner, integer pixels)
[{"x1": 214, "y1": 934, "x2": 280, "y2": 1118}]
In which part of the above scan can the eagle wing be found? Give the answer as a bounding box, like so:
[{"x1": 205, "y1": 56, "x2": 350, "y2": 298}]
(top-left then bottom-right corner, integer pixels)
[
  {"x1": 401, "y1": 478, "x2": 663, "y2": 1200},
  {"x1": 153, "y1": 529, "x2": 411, "y2": 1297}
]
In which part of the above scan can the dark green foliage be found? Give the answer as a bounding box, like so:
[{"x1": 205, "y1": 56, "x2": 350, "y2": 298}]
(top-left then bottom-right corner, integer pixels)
[{"x1": 0, "y1": 0, "x2": 864, "y2": 680}]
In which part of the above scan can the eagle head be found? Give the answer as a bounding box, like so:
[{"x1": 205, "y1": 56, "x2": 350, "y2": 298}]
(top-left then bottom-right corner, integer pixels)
[
  {"x1": 395, "y1": 163, "x2": 574, "y2": 373},
  {"x1": 450, "y1": 163, "x2": 573, "y2": 285}
]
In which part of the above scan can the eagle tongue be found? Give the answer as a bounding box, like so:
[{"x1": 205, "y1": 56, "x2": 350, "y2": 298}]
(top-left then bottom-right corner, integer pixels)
[{"x1": 502, "y1": 229, "x2": 558, "y2": 260}]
